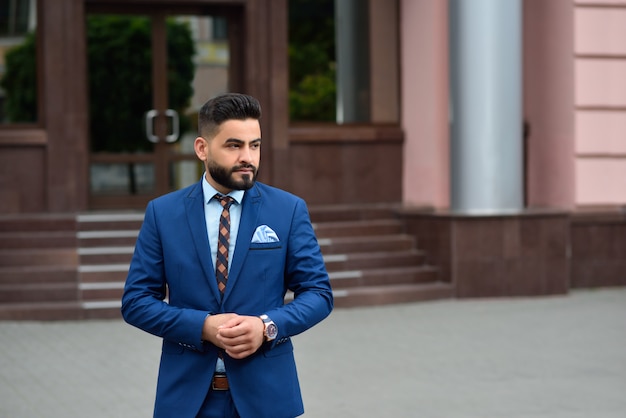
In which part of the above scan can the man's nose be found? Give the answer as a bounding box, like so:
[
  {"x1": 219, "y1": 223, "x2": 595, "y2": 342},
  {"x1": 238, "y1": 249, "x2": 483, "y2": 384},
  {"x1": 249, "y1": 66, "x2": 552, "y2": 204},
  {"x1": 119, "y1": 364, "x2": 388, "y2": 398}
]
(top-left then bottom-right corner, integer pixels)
[{"x1": 239, "y1": 146, "x2": 252, "y2": 163}]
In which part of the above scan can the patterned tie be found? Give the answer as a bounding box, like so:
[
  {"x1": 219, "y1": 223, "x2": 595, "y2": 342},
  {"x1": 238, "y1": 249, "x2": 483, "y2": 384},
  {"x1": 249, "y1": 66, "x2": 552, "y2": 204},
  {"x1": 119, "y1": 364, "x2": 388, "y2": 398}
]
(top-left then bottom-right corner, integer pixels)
[{"x1": 215, "y1": 194, "x2": 235, "y2": 295}]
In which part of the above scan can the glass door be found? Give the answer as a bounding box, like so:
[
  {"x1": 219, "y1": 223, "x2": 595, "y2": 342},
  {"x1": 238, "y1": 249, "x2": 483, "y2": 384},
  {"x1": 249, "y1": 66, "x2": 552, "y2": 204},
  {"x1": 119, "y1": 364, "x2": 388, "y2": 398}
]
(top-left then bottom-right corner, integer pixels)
[{"x1": 87, "y1": 10, "x2": 230, "y2": 209}]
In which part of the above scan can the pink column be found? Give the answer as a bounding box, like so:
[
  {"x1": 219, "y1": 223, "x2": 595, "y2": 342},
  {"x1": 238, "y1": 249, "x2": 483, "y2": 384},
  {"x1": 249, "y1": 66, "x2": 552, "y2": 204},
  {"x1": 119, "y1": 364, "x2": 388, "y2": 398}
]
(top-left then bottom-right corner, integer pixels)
[
  {"x1": 523, "y1": 0, "x2": 576, "y2": 209},
  {"x1": 400, "y1": 0, "x2": 450, "y2": 208}
]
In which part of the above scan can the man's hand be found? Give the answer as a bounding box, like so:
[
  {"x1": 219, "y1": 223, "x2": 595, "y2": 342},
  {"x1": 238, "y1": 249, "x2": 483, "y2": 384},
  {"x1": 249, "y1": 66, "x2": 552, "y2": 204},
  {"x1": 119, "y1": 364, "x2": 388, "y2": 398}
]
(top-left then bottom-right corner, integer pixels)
[
  {"x1": 202, "y1": 313, "x2": 238, "y2": 347},
  {"x1": 216, "y1": 315, "x2": 265, "y2": 359}
]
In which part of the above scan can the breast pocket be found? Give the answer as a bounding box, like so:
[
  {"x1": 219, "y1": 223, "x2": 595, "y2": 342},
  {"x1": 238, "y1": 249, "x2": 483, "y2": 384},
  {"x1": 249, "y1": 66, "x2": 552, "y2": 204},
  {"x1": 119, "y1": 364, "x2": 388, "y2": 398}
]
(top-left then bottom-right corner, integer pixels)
[
  {"x1": 249, "y1": 242, "x2": 282, "y2": 251},
  {"x1": 242, "y1": 242, "x2": 286, "y2": 301},
  {"x1": 247, "y1": 242, "x2": 284, "y2": 271}
]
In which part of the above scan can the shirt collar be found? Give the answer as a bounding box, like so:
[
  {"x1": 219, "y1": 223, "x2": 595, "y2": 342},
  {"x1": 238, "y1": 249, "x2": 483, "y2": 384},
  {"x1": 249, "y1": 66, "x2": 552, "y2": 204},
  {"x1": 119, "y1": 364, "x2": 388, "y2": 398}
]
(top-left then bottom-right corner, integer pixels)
[{"x1": 201, "y1": 174, "x2": 244, "y2": 205}]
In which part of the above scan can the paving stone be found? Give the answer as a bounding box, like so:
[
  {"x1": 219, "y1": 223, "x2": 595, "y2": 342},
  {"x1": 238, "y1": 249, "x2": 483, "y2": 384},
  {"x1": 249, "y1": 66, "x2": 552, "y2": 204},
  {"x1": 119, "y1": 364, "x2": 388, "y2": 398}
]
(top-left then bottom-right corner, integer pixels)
[{"x1": 0, "y1": 288, "x2": 625, "y2": 418}]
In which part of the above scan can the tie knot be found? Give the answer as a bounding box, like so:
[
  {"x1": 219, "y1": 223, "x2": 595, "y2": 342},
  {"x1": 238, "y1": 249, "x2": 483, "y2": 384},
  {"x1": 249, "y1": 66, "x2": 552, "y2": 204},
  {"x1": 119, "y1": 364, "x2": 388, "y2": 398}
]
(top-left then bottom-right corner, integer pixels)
[{"x1": 214, "y1": 194, "x2": 235, "y2": 209}]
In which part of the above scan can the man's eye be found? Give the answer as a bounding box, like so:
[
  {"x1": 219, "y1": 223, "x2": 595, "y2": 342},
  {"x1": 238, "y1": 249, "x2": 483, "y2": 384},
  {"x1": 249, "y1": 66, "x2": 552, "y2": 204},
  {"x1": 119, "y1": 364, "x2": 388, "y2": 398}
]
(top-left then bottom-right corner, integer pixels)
[{"x1": 251, "y1": 143, "x2": 260, "y2": 150}]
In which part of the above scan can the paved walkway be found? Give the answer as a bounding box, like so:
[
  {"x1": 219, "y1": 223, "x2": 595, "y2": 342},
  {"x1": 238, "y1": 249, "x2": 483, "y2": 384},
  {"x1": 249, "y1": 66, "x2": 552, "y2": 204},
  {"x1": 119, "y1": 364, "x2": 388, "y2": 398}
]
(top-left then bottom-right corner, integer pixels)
[{"x1": 1, "y1": 288, "x2": 625, "y2": 418}]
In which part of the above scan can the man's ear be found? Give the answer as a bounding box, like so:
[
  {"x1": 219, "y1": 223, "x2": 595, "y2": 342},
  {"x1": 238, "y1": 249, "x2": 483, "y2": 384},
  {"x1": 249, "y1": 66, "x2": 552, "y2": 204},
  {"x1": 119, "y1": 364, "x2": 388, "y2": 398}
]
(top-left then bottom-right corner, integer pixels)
[{"x1": 194, "y1": 136, "x2": 208, "y2": 161}]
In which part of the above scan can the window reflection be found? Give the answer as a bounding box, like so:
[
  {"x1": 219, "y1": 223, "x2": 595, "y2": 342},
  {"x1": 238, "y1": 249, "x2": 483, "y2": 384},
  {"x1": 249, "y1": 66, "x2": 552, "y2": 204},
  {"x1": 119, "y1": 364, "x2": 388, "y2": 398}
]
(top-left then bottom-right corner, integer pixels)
[
  {"x1": 0, "y1": 0, "x2": 37, "y2": 124},
  {"x1": 288, "y1": 0, "x2": 398, "y2": 124}
]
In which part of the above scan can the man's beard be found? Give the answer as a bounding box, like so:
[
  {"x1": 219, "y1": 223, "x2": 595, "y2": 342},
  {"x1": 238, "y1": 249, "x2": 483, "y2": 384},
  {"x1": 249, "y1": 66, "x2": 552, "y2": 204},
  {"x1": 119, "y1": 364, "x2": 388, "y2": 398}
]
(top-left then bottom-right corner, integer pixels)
[{"x1": 207, "y1": 160, "x2": 257, "y2": 191}]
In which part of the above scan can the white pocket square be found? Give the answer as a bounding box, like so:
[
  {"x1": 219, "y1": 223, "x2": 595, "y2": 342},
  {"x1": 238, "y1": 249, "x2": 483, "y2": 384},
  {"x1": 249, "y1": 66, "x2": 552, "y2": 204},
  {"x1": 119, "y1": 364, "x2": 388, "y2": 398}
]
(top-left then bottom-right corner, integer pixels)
[{"x1": 251, "y1": 225, "x2": 280, "y2": 243}]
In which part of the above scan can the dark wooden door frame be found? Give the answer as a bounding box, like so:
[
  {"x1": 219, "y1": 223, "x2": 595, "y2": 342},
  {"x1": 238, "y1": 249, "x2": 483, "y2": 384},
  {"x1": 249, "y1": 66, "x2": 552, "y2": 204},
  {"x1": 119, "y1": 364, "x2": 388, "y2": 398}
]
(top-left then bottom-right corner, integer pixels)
[
  {"x1": 151, "y1": 11, "x2": 169, "y2": 197},
  {"x1": 83, "y1": 0, "x2": 288, "y2": 209},
  {"x1": 85, "y1": 8, "x2": 195, "y2": 209}
]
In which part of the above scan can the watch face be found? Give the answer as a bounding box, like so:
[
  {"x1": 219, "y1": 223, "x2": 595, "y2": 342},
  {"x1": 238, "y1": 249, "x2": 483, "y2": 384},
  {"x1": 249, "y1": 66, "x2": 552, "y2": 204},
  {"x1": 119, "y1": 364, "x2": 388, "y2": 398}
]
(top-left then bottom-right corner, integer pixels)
[{"x1": 266, "y1": 323, "x2": 278, "y2": 339}]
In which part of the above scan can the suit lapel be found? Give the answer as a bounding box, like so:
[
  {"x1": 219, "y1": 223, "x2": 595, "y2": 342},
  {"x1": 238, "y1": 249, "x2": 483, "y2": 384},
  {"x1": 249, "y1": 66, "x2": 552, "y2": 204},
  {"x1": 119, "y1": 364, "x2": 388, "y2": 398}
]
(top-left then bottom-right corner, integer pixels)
[
  {"x1": 222, "y1": 184, "x2": 262, "y2": 305},
  {"x1": 184, "y1": 181, "x2": 222, "y2": 304}
]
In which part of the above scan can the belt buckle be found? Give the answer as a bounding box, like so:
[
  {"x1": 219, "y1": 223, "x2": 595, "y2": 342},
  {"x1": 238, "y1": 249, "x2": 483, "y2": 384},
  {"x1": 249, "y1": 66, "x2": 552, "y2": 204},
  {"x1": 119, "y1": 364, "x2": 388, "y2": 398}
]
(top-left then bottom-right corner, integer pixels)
[{"x1": 212, "y1": 373, "x2": 229, "y2": 391}]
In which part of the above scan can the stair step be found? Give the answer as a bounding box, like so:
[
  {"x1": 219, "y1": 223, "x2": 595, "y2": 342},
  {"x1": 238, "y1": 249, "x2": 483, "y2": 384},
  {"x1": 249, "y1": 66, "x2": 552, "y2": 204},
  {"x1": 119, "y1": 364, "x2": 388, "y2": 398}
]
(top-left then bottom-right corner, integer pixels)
[
  {"x1": 77, "y1": 212, "x2": 144, "y2": 231},
  {"x1": 319, "y1": 234, "x2": 415, "y2": 254},
  {"x1": 309, "y1": 203, "x2": 400, "y2": 223},
  {"x1": 78, "y1": 246, "x2": 134, "y2": 264},
  {"x1": 79, "y1": 267, "x2": 127, "y2": 282},
  {"x1": 0, "y1": 301, "x2": 83, "y2": 321},
  {"x1": 332, "y1": 282, "x2": 454, "y2": 308},
  {"x1": 0, "y1": 265, "x2": 77, "y2": 285},
  {"x1": 80, "y1": 281, "x2": 124, "y2": 301},
  {"x1": 0, "y1": 282, "x2": 79, "y2": 303},
  {"x1": 82, "y1": 302, "x2": 123, "y2": 320},
  {"x1": 0, "y1": 248, "x2": 78, "y2": 267},
  {"x1": 0, "y1": 300, "x2": 123, "y2": 321},
  {"x1": 0, "y1": 213, "x2": 76, "y2": 233},
  {"x1": 0, "y1": 231, "x2": 77, "y2": 249},
  {"x1": 330, "y1": 265, "x2": 439, "y2": 288},
  {"x1": 324, "y1": 251, "x2": 425, "y2": 270},
  {"x1": 314, "y1": 219, "x2": 402, "y2": 238},
  {"x1": 78, "y1": 230, "x2": 139, "y2": 248}
]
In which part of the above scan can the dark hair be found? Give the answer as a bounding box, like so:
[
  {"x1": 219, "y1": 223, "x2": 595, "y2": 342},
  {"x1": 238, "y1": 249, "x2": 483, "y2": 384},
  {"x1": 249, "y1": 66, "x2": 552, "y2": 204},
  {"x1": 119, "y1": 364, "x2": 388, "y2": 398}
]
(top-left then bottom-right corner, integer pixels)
[{"x1": 198, "y1": 93, "x2": 262, "y2": 138}]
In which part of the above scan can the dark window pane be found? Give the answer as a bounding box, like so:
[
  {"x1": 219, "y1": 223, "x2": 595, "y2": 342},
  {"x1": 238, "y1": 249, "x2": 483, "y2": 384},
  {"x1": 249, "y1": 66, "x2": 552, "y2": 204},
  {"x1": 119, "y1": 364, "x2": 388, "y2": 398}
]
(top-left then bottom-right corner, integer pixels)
[
  {"x1": 0, "y1": 0, "x2": 37, "y2": 124},
  {"x1": 0, "y1": 0, "x2": 33, "y2": 36}
]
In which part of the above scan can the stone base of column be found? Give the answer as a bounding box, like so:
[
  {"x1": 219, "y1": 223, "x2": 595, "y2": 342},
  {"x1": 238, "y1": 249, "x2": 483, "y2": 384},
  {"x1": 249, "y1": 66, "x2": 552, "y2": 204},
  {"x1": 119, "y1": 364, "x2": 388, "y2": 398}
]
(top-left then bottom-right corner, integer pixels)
[
  {"x1": 400, "y1": 208, "x2": 570, "y2": 298},
  {"x1": 570, "y1": 208, "x2": 626, "y2": 289}
]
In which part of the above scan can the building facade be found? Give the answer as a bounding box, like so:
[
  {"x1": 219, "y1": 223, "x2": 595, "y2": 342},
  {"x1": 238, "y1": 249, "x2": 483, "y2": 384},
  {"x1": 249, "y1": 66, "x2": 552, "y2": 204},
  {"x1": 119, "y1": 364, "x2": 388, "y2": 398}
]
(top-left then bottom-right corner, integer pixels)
[{"x1": 0, "y1": 0, "x2": 624, "y2": 319}]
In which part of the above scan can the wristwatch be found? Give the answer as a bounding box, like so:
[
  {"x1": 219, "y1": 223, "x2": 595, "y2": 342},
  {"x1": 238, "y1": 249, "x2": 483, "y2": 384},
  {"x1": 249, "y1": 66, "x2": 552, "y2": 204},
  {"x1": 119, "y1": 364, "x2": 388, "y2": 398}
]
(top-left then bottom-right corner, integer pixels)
[{"x1": 260, "y1": 314, "x2": 278, "y2": 342}]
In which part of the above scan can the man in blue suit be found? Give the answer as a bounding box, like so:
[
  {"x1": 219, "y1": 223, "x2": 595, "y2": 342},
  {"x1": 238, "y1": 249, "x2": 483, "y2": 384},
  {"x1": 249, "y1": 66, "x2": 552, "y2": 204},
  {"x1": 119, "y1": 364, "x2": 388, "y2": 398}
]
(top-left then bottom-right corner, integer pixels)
[{"x1": 122, "y1": 93, "x2": 333, "y2": 418}]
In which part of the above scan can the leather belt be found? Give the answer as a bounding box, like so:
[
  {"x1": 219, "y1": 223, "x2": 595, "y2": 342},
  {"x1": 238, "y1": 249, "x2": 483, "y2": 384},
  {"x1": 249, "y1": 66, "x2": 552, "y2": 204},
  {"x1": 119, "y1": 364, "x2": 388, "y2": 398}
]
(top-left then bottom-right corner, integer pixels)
[{"x1": 212, "y1": 373, "x2": 229, "y2": 391}]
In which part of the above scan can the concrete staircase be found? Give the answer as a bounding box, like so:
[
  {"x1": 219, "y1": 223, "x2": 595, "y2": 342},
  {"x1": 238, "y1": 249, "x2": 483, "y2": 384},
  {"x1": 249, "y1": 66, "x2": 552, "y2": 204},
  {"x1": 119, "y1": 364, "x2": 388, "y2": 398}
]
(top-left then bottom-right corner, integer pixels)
[
  {"x1": 309, "y1": 204, "x2": 453, "y2": 307},
  {"x1": 0, "y1": 214, "x2": 82, "y2": 320},
  {"x1": 0, "y1": 204, "x2": 453, "y2": 320},
  {"x1": 76, "y1": 213, "x2": 143, "y2": 319}
]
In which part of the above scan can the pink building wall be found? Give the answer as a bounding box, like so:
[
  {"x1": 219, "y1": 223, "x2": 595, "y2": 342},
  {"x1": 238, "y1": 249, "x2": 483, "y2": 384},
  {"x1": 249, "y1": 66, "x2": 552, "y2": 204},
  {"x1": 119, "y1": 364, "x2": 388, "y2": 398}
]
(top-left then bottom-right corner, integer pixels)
[
  {"x1": 574, "y1": 1, "x2": 626, "y2": 205},
  {"x1": 524, "y1": 0, "x2": 576, "y2": 209},
  {"x1": 400, "y1": 0, "x2": 450, "y2": 209},
  {"x1": 401, "y1": 0, "x2": 626, "y2": 209}
]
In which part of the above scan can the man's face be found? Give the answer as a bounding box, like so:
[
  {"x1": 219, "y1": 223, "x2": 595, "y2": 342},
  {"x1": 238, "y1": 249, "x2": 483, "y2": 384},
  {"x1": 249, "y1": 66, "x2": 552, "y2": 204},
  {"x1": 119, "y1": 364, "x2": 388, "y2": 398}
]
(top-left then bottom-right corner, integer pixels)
[{"x1": 195, "y1": 118, "x2": 261, "y2": 195}]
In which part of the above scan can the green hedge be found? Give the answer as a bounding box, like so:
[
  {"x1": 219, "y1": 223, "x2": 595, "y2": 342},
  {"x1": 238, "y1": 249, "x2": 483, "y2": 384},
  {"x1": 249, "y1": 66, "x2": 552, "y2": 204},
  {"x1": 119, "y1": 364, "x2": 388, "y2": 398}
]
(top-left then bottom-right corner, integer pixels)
[
  {"x1": 0, "y1": 32, "x2": 37, "y2": 123},
  {"x1": 288, "y1": 0, "x2": 336, "y2": 121}
]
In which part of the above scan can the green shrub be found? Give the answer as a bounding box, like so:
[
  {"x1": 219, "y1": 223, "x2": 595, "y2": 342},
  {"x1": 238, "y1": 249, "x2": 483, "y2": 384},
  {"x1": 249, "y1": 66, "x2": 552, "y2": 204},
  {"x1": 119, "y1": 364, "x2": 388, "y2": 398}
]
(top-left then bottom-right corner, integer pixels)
[
  {"x1": 288, "y1": 0, "x2": 336, "y2": 121},
  {"x1": 0, "y1": 32, "x2": 37, "y2": 122}
]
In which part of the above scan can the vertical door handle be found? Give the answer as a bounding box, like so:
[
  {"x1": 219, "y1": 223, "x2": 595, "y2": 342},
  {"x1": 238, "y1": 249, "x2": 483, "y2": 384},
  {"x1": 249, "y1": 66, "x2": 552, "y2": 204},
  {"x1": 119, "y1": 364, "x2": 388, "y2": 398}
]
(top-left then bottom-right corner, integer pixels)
[
  {"x1": 145, "y1": 109, "x2": 179, "y2": 143},
  {"x1": 145, "y1": 109, "x2": 159, "y2": 143},
  {"x1": 164, "y1": 109, "x2": 180, "y2": 143}
]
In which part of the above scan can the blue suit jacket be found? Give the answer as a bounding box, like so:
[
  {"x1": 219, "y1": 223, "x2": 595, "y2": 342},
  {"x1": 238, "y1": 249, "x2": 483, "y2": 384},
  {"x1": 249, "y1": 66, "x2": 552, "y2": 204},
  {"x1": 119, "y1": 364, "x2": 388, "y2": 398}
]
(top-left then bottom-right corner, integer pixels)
[{"x1": 121, "y1": 181, "x2": 333, "y2": 418}]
